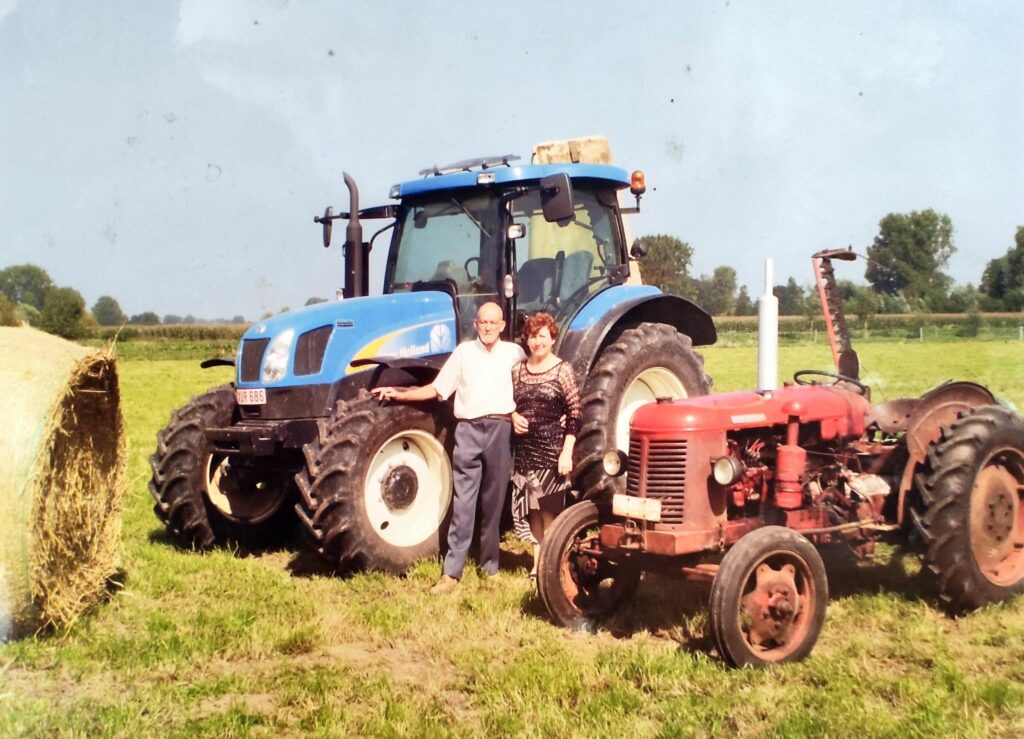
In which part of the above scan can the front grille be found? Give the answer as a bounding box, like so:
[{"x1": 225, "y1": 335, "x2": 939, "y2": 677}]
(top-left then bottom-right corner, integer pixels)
[
  {"x1": 240, "y1": 338, "x2": 270, "y2": 382},
  {"x1": 294, "y1": 325, "x2": 332, "y2": 376},
  {"x1": 626, "y1": 436, "x2": 688, "y2": 524}
]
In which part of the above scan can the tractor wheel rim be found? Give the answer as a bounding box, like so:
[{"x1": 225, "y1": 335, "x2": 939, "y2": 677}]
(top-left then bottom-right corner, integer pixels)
[
  {"x1": 559, "y1": 528, "x2": 629, "y2": 619},
  {"x1": 205, "y1": 454, "x2": 284, "y2": 522},
  {"x1": 364, "y1": 429, "x2": 452, "y2": 548},
  {"x1": 616, "y1": 367, "x2": 687, "y2": 452},
  {"x1": 737, "y1": 553, "x2": 814, "y2": 659},
  {"x1": 970, "y1": 449, "x2": 1024, "y2": 586}
]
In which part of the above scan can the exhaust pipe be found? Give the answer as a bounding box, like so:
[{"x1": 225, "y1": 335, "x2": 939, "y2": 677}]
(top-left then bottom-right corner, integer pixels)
[
  {"x1": 342, "y1": 172, "x2": 368, "y2": 299},
  {"x1": 757, "y1": 258, "x2": 779, "y2": 393}
]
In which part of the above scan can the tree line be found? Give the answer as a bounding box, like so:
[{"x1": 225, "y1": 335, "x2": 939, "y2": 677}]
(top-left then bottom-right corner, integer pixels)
[
  {"x1": 4, "y1": 208, "x2": 1021, "y2": 339},
  {"x1": 0, "y1": 264, "x2": 245, "y2": 339},
  {"x1": 637, "y1": 210, "x2": 1024, "y2": 318}
]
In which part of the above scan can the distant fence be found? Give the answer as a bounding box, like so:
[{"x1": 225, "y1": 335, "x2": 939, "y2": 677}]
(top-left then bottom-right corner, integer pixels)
[
  {"x1": 78, "y1": 315, "x2": 1024, "y2": 360},
  {"x1": 714, "y1": 313, "x2": 1024, "y2": 345}
]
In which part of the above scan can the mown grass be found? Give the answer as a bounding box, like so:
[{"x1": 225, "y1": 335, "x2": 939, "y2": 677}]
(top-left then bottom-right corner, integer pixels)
[{"x1": 2, "y1": 341, "x2": 1024, "y2": 737}]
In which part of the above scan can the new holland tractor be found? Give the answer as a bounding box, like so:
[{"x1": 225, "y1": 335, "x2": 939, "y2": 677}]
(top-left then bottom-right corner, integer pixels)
[
  {"x1": 536, "y1": 248, "x2": 1024, "y2": 667},
  {"x1": 149, "y1": 137, "x2": 717, "y2": 573}
]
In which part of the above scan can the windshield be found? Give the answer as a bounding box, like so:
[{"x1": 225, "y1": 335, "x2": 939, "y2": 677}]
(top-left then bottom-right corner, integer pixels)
[
  {"x1": 386, "y1": 192, "x2": 502, "y2": 337},
  {"x1": 387, "y1": 193, "x2": 502, "y2": 293}
]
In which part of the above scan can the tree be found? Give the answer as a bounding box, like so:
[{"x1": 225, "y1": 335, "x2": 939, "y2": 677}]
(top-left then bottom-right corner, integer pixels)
[
  {"x1": 865, "y1": 209, "x2": 954, "y2": 307},
  {"x1": 945, "y1": 284, "x2": 981, "y2": 313},
  {"x1": 92, "y1": 295, "x2": 126, "y2": 326},
  {"x1": 774, "y1": 278, "x2": 807, "y2": 315},
  {"x1": 0, "y1": 264, "x2": 54, "y2": 310},
  {"x1": 0, "y1": 294, "x2": 18, "y2": 326},
  {"x1": 231, "y1": 315, "x2": 246, "y2": 324},
  {"x1": 163, "y1": 314, "x2": 182, "y2": 325},
  {"x1": 695, "y1": 266, "x2": 737, "y2": 315},
  {"x1": 734, "y1": 285, "x2": 755, "y2": 316},
  {"x1": 634, "y1": 234, "x2": 695, "y2": 297},
  {"x1": 980, "y1": 226, "x2": 1024, "y2": 310},
  {"x1": 129, "y1": 312, "x2": 161, "y2": 325},
  {"x1": 39, "y1": 286, "x2": 87, "y2": 339},
  {"x1": 183, "y1": 314, "x2": 197, "y2": 324},
  {"x1": 847, "y1": 286, "x2": 879, "y2": 324}
]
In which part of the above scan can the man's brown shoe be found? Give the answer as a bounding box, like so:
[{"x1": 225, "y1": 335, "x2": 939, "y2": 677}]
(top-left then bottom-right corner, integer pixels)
[{"x1": 429, "y1": 575, "x2": 459, "y2": 595}]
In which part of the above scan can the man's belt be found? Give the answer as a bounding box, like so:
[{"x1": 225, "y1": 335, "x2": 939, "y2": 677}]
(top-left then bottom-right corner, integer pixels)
[{"x1": 462, "y1": 413, "x2": 511, "y2": 422}]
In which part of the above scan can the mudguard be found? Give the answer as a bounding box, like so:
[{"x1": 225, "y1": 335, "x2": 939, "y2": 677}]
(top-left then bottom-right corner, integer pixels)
[{"x1": 556, "y1": 285, "x2": 716, "y2": 380}]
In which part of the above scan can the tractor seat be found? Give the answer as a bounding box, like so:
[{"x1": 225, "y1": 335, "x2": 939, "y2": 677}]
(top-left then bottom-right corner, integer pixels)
[{"x1": 518, "y1": 257, "x2": 556, "y2": 311}]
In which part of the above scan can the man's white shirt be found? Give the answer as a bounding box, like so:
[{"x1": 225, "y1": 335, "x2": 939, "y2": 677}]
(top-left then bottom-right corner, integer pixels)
[{"x1": 432, "y1": 338, "x2": 526, "y2": 419}]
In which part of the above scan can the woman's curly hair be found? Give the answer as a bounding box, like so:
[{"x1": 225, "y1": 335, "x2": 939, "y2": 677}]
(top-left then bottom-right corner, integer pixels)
[{"x1": 522, "y1": 311, "x2": 558, "y2": 342}]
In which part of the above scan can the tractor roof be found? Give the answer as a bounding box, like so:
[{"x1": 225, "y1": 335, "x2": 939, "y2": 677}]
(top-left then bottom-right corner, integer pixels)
[{"x1": 391, "y1": 157, "x2": 630, "y2": 199}]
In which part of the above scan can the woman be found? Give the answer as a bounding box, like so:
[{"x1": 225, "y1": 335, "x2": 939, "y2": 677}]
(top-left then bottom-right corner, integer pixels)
[{"x1": 510, "y1": 312, "x2": 582, "y2": 579}]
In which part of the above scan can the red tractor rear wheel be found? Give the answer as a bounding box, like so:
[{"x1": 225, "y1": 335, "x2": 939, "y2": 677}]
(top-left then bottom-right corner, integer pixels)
[{"x1": 916, "y1": 405, "x2": 1024, "y2": 612}]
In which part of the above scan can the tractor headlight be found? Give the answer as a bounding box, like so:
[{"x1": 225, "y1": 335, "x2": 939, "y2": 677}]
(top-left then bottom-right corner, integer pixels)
[
  {"x1": 712, "y1": 455, "x2": 745, "y2": 486},
  {"x1": 602, "y1": 450, "x2": 628, "y2": 477},
  {"x1": 262, "y1": 328, "x2": 295, "y2": 383}
]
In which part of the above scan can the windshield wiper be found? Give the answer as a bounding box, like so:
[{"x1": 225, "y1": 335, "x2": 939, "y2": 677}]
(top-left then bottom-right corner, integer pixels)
[{"x1": 450, "y1": 198, "x2": 491, "y2": 239}]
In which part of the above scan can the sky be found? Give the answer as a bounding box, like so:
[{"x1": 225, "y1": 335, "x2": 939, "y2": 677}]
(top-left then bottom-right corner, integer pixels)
[{"x1": 1, "y1": 1, "x2": 1022, "y2": 321}]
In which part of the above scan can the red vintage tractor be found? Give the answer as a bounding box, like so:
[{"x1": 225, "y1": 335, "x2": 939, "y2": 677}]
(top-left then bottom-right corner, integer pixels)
[{"x1": 537, "y1": 248, "x2": 1024, "y2": 667}]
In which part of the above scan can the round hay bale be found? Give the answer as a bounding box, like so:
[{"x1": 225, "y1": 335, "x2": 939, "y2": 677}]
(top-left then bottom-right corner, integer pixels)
[{"x1": 0, "y1": 326, "x2": 125, "y2": 640}]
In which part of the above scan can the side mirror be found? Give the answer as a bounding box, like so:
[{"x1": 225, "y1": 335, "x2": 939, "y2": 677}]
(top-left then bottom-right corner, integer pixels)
[
  {"x1": 629, "y1": 239, "x2": 649, "y2": 260},
  {"x1": 314, "y1": 206, "x2": 334, "y2": 248},
  {"x1": 540, "y1": 173, "x2": 575, "y2": 223}
]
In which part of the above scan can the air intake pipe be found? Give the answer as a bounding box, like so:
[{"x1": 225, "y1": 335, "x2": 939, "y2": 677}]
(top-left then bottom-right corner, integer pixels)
[{"x1": 757, "y1": 258, "x2": 779, "y2": 393}]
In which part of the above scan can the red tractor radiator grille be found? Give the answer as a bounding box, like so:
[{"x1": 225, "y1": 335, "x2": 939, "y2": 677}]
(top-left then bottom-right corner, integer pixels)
[
  {"x1": 626, "y1": 437, "x2": 688, "y2": 525},
  {"x1": 240, "y1": 338, "x2": 270, "y2": 382}
]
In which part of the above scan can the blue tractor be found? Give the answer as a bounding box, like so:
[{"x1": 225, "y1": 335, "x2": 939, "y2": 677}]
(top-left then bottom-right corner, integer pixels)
[{"x1": 149, "y1": 141, "x2": 718, "y2": 573}]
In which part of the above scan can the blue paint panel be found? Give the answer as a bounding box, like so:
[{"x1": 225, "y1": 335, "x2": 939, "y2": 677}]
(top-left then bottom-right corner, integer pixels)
[
  {"x1": 567, "y1": 285, "x2": 662, "y2": 332},
  {"x1": 236, "y1": 292, "x2": 457, "y2": 388},
  {"x1": 393, "y1": 163, "x2": 630, "y2": 198}
]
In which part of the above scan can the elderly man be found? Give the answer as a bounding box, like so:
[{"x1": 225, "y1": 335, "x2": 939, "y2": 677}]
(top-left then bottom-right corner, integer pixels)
[{"x1": 372, "y1": 302, "x2": 525, "y2": 594}]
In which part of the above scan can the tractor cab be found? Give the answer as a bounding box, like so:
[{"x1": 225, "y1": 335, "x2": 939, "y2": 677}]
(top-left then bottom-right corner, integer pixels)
[{"x1": 382, "y1": 156, "x2": 640, "y2": 345}]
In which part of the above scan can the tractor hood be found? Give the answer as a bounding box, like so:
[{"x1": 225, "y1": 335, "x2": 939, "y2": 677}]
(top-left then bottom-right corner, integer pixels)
[
  {"x1": 235, "y1": 291, "x2": 458, "y2": 389},
  {"x1": 631, "y1": 385, "x2": 872, "y2": 442}
]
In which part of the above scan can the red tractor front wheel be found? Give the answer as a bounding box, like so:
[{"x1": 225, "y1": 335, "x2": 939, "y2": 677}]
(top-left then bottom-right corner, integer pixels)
[{"x1": 709, "y1": 526, "x2": 829, "y2": 668}]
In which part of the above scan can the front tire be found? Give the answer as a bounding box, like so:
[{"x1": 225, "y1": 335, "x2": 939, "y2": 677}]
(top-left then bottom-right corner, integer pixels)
[
  {"x1": 149, "y1": 385, "x2": 296, "y2": 549},
  {"x1": 709, "y1": 526, "x2": 828, "y2": 668},
  {"x1": 295, "y1": 393, "x2": 455, "y2": 574},
  {"x1": 574, "y1": 323, "x2": 711, "y2": 500},
  {"x1": 537, "y1": 500, "x2": 641, "y2": 630},
  {"x1": 915, "y1": 405, "x2": 1024, "y2": 612}
]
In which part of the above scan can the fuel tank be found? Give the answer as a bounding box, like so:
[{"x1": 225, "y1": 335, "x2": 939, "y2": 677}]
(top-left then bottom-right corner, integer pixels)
[{"x1": 631, "y1": 384, "x2": 872, "y2": 442}]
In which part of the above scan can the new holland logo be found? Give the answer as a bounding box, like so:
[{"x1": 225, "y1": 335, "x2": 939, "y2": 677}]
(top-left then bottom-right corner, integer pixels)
[{"x1": 429, "y1": 323, "x2": 453, "y2": 353}]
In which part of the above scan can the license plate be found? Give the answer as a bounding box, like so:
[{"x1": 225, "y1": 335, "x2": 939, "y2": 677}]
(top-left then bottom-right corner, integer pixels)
[
  {"x1": 612, "y1": 493, "x2": 662, "y2": 522},
  {"x1": 235, "y1": 388, "x2": 266, "y2": 405}
]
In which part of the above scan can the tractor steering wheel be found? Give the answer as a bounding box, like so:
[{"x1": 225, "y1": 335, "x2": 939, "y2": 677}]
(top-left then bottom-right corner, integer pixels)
[{"x1": 793, "y1": 369, "x2": 870, "y2": 396}]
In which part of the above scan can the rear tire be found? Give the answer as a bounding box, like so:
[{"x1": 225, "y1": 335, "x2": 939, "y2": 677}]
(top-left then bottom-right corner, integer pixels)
[
  {"x1": 295, "y1": 393, "x2": 455, "y2": 574},
  {"x1": 709, "y1": 526, "x2": 828, "y2": 668},
  {"x1": 574, "y1": 323, "x2": 711, "y2": 500},
  {"x1": 149, "y1": 385, "x2": 296, "y2": 549},
  {"x1": 536, "y1": 500, "x2": 640, "y2": 630},
  {"x1": 915, "y1": 405, "x2": 1024, "y2": 612}
]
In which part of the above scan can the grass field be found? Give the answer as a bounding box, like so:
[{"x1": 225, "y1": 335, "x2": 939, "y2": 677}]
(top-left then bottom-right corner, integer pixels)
[{"x1": 3, "y1": 340, "x2": 1024, "y2": 737}]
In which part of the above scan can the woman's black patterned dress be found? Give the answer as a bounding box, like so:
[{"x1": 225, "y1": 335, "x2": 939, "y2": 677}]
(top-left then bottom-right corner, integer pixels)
[{"x1": 510, "y1": 360, "x2": 582, "y2": 543}]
